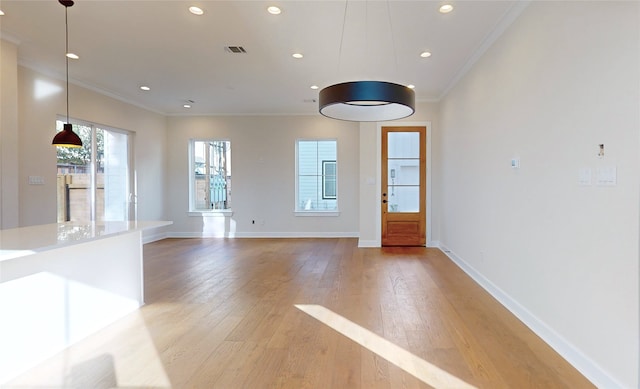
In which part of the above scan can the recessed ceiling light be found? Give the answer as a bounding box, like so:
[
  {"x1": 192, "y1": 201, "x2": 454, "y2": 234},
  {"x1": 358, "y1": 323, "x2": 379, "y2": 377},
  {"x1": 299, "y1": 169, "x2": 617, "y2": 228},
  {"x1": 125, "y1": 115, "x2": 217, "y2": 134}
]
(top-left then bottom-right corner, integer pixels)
[
  {"x1": 439, "y1": 4, "x2": 453, "y2": 13},
  {"x1": 140, "y1": 86, "x2": 150, "y2": 91},
  {"x1": 292, "y1": 53, "x2": 303, "y2": 59},
  {"x1": 183, "y1": 104, "x2": 192, "y2": 108},
  {"x1": 66, "y1": 52, "x2": 79, "y2": 60},
  {"x1": 420, "y1": 51, "x2": 432, "y2": 58},
  {"x1": 407, "y1": 85, "x2": 416, "y2": 89},
  {"x1": 267, "y1": 6, "x2": 281, "y2": 15},
  {"x1": 310, "y1": 85, "x2": 319, "y2": 90},
  {"x1": 189, "y1": 6, "x2": 204, "y2": 15}
]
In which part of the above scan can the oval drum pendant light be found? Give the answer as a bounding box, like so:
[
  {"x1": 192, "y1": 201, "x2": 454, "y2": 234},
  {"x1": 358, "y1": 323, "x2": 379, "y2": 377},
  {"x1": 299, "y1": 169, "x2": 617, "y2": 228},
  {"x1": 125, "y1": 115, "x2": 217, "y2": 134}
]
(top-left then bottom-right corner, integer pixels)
[
  {"x1": 52, "y1": 0, "x2": 82, "y2": 148},
  {"x1": 319, "y1": 81, "x2": 415, "y2": 122}
]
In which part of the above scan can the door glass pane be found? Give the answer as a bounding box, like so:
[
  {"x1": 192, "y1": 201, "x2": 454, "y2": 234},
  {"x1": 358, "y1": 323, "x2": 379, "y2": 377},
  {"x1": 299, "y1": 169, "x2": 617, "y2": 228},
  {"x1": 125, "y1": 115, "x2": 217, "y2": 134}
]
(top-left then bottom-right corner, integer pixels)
[
  {"x1": 386, "y1": 186, "x2": 419, "y2": 213},
  {"x1": 387, "y1": 132, "x2": 419, "y2": 158},
  {"x1": 102, "y1": 129, "x2": 129, "y2": 221},
  {"x1": 386, "y1": 131, "x2": 421, "y2": 213},
  {"x1": 387, "y1": 159, "x2": 420, "y2": 185},
  {"x1": 56, "y1": 123, "x2": 92, "y2": 222}
]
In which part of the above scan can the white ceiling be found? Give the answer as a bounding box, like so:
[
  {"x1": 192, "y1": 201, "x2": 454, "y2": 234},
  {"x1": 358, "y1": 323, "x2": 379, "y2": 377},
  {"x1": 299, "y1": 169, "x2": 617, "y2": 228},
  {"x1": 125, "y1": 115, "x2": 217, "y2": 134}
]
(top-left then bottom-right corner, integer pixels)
[{"x1": 0, "y1": 1, "x2": 526, "y2": 116}]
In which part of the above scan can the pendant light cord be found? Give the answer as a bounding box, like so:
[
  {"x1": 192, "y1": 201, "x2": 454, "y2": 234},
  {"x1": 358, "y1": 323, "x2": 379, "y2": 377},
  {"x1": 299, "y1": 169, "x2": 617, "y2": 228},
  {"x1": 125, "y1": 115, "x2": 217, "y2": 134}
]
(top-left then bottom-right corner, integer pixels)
[
  {"x1": 337, "y1": 0, "x2": 348, "y2": 75},
  {"x1": 337, "y1": 1, "x2": 397, "y2": 78},
  {"x1": 365, "y1": 1, "x2": 369, "y2": 76},
  {"x1": 65, "y1": 5, "x2": 70, "y2": 123},
  {"x1": 386, "y1": 0, "x2": 399, "y2": 74}
]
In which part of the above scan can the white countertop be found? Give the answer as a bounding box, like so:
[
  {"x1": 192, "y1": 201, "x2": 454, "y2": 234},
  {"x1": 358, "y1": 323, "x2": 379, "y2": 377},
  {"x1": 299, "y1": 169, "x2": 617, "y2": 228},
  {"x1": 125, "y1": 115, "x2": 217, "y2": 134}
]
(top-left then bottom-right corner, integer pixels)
[{"x1": 0, "y1": 221, "x2": 172, "y2": 262}]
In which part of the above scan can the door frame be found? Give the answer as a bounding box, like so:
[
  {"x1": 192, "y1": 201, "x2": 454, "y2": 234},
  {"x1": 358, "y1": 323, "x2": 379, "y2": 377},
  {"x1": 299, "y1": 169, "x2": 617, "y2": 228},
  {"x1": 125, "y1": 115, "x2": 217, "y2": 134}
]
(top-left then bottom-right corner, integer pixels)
[
  {"x1": 56, "y1": 117, "x2": 136, "y2": 222},
  {"x1": 375, "y1": 121, "x2": 433, "y2": 247}
]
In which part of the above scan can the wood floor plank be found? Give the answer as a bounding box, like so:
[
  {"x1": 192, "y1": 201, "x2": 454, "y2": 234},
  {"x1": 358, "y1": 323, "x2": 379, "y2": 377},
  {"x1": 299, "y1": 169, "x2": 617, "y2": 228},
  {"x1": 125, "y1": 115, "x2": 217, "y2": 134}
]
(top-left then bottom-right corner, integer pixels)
[
  {"x1": 361, "y1": 352, "x2": 391, "y2": 389},
  {"x1": 331, "y1": 331, "x2": 362, "y2": 388},
  {"x1": 5, "y1": 238, "x2": 595, "y2": 389}
]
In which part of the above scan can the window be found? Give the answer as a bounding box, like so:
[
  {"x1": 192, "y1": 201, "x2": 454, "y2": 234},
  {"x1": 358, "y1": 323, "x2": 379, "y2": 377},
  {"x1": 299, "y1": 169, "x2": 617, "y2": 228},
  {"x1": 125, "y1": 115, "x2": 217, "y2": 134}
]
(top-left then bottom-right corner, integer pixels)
[
  {"x1": 56, "y1": 119, "x2": 132, "y2": 222},
  {"x1": 190, "y1": 140, "x2": 231, "y2": 212},
  {"x1": 296, "y1": 139, "x2": 337, "y2": 212}
]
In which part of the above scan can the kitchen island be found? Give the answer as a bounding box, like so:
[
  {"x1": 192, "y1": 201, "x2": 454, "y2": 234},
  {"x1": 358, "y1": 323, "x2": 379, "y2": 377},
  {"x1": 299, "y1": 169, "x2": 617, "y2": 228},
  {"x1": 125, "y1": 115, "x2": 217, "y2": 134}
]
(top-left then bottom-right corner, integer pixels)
[{"x1": 0, "y1": 220, "x2": 171, "y2": 384}]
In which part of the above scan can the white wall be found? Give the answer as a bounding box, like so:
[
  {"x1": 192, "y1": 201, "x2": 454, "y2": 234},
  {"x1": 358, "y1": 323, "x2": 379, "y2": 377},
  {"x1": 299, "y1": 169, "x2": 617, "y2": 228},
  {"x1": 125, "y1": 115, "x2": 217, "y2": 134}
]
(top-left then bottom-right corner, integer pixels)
[
  {"x1": 14, "y1": 64, "x2": 167, "y2": 226},
  {"x1": 165, "y1": 115, "x2": 359, "y2": 237},
  {"x1": 0, "y1": 40, "x2": 20, "y2": 229},
  {"x1": 438, "y1": 2, "x2": 639, "y2": 387}
]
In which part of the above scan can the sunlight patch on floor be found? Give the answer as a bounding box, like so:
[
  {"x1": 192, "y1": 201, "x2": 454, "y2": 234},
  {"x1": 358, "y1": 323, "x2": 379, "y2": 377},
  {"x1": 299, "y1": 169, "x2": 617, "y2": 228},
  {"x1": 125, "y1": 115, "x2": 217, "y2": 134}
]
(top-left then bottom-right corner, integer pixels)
[
  {"x1": 3, "y1": 310, "x2": 172, "y2": 388},
  {"x1": 0, "y1": 272, "x2": 171, "y2": 388},
  {"x1": 295, "y1": 304, "x2": 477, "y2": 389}
]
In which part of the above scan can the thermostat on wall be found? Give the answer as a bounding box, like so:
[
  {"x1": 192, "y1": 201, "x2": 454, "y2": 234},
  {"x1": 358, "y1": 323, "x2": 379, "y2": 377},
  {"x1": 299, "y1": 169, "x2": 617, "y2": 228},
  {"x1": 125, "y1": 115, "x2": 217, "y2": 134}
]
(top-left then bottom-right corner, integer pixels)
[{"x1": 511, "y1": 158, "x2": 520, "y2": 169}]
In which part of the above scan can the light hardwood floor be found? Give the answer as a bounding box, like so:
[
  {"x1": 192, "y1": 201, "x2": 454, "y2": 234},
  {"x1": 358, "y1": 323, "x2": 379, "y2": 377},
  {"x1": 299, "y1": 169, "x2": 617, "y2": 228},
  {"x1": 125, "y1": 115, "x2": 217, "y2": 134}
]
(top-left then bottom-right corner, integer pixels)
[{"x1": 5, "y1": 238, "x2": 594, "y2": 388}]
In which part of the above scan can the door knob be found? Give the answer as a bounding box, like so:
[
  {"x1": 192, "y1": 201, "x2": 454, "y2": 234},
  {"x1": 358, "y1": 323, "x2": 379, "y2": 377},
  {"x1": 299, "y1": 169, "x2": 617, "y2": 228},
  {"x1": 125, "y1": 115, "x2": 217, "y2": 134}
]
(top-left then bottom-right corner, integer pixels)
[
  {"x1": 382, "y1": 193, "x2": 387, "y2": 197},
  {"x1": 382, "y1": 199, "x2": 387, "y2": 203}
]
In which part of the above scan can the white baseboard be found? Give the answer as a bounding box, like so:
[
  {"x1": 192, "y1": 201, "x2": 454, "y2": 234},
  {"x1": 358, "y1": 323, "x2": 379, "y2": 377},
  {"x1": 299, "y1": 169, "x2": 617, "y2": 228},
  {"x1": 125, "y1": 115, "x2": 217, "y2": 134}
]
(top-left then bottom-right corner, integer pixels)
[
  {"x1": 438, "y1": 244, "x2": 624, "y2": 389},
  {"x1": 166, "y1": 231, "x2": 359, "y2": 239},
  {"x1": 358, "y1": 239, "x2": 379, "y2": 247}
]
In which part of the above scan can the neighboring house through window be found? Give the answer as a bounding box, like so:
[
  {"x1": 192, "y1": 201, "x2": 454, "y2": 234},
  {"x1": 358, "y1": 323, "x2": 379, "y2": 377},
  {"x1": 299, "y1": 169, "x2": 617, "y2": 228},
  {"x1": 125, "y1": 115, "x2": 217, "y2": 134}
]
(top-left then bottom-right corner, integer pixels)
[
  {"x1": 190, "y1": 140, "x2": 231, "y2": 212},
  {"x1": 296, "y1": 139, "x2": 337, "y2": 213},
  {"x1": 322, "y1": 160, "x2": 336, "y2": 199}
]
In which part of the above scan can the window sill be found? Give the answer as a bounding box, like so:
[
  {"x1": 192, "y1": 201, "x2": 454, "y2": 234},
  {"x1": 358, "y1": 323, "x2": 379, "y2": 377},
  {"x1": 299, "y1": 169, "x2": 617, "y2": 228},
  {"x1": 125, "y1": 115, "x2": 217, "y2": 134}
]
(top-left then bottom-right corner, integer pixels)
[
  {"x1": 188, "y1": 210, "x2": 233, "y2": 217},
  {"x1": 294, "y1": 211, "x2": 340, "y2": 217}
]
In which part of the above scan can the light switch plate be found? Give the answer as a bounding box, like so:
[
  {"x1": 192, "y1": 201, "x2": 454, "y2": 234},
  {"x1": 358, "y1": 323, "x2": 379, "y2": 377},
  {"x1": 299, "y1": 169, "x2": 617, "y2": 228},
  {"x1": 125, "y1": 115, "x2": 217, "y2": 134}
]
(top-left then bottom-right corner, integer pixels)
[
  {"x1": 578, "y1": 168, "x2": 592, "y2": 186},
  {"x1": 28, "y1": 176, "x2": 45, "y2": 185},
  {"x1": 596, "y1": 166, "x2": 617, "y2": 186}
]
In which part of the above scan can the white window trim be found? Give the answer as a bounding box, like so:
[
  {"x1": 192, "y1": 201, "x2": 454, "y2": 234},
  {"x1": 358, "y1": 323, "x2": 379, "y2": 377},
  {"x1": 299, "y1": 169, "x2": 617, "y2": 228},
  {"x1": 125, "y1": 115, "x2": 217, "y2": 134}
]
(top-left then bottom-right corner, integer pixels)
[
  {"x1": 294, "y1": 211, "x2": 340, "y2": 217},
  {"x1": 188, "y1": 210, "x2": 233, "y2": 217}
]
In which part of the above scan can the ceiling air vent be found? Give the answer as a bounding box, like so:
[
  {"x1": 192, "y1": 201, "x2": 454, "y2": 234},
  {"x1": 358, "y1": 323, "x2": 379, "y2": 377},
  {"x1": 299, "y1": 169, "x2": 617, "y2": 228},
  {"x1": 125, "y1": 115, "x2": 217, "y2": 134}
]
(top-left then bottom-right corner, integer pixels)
[{"x1": 225, "y1": 46, "x2": 247, "y2": 54}]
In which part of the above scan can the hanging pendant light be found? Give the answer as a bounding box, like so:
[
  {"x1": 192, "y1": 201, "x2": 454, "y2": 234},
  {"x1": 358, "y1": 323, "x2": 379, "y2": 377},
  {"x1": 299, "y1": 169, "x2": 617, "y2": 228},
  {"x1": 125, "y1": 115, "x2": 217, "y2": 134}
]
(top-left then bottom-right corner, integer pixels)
[
  {"x1": 319, "y1": 81, "x2": 415, "y2": 122},
  {"x1": 318, "y1": 1, "x2": 415, "y2": 122},
  {"x1": 52, "y1": 0, "x2": 82, "y2": 148}
]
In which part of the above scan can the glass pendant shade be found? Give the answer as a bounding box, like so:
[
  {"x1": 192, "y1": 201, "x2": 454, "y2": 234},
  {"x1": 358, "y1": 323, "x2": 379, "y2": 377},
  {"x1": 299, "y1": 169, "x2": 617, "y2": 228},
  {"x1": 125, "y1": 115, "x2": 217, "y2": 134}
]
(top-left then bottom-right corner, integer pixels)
[
  {"x1": 319, "y1": 81, "x2": 415, "y2": 122},
  {"x1": 52, "y1": 123, "x2": 82, "y2": 148}
]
